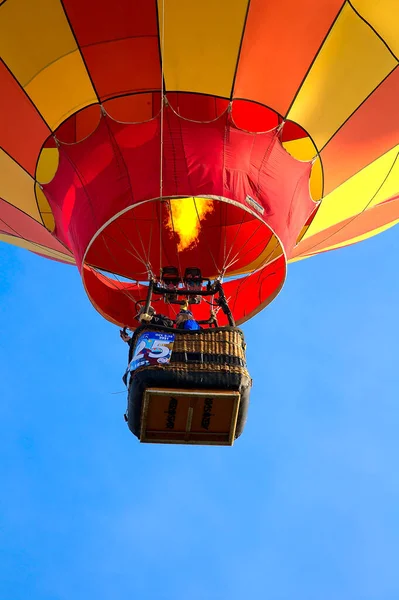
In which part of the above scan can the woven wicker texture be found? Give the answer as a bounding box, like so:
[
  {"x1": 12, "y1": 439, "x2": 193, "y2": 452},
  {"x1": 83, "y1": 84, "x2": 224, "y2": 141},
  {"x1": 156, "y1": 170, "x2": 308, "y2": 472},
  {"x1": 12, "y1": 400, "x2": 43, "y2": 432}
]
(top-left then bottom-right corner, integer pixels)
[
  {"x1": 135, "y1": 362, "x2": 250, "y2": 378},
  {"x1": 138, "y1": 327, "x2": 247, "y2": 361}
]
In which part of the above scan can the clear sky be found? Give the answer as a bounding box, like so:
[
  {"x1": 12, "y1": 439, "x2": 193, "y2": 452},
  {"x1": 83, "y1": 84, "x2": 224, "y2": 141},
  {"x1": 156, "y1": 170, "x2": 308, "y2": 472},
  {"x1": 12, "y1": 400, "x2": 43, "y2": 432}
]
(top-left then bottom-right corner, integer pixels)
[{"x1": 1, "y1": 228, "x2": 399, "y2": 600}]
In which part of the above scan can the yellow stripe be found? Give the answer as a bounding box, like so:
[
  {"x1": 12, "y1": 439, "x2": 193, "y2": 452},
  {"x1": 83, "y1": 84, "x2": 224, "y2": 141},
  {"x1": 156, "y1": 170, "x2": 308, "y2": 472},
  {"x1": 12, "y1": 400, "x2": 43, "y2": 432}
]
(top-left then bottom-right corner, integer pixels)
[
  {"x1": 352, "y1": 0, "x2": 399, "y2": 57},
  {"x1": 35, "y1": 148, "x2": 59, "y2": 231},
  {"x1": 36, "y1": 148, "x2": 59, "y2": 184},
  {"x1": 288, "y1": 3, "x2": 397, "y2": 149},
  {"x1": 292, "y1": 217, "x2": 399, "y2": 260},
  {"x1": 0, "y1": 233, "x2": 75, "y2": 263},
  {"x1": 0, "y1": 150, "x2": 41, "y2": 221},
  {"x1": 0, "y1": 0, "x2": 96, "y2": 130},
  {"x1": 288, "y1": 254, "x2": 307, "y2": 264},
  {"x1": 35, "y1": 184, "x2": 55, "y2": 232},
  {"x1": 159, "y1": 0, "x2": 248, "y2": 97},
  {"x1": 302, "y1": 145, "x2": 399, "y2": 239},
  {"x1": 282, "y1": 137, "x2": 323, "y2": 200}
]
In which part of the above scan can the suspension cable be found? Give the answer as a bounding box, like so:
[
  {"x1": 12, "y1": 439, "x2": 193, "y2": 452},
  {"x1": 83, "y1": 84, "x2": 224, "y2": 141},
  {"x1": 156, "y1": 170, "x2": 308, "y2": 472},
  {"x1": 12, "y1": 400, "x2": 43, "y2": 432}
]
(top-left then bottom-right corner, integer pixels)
[{"x1": 159, "y1": 0, "x2": 166, "y2": 278}]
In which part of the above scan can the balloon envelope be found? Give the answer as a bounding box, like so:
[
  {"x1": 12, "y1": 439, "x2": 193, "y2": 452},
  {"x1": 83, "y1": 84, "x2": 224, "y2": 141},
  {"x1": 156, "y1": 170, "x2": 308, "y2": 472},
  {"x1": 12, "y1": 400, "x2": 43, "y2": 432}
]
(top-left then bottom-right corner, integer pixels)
[{"x1": 0, "y1": 0, "x2": 398, "y2": 326}]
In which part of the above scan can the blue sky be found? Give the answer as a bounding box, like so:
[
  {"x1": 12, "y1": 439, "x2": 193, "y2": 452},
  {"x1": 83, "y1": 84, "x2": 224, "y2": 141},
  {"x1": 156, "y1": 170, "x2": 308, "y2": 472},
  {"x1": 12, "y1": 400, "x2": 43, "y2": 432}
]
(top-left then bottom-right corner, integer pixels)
[{"x1": 1, "y1": 229, "x2": 399, "y2": 600}]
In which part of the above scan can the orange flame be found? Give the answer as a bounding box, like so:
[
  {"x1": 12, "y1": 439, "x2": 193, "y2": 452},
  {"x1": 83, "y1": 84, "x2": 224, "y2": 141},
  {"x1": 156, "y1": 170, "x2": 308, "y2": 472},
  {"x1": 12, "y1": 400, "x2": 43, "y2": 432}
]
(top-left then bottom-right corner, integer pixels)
[{"x1": 166, "y1": 197, "x2": 214, "y2": 252}]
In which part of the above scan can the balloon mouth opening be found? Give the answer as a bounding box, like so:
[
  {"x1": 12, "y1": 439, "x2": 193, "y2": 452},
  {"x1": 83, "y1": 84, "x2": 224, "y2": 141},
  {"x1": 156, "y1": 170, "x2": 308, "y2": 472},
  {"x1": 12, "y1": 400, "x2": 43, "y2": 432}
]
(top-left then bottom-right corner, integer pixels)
[
  {"x1": 83, "y1": 195, "x2": 284, "y2": 280},
  {"x1": 80, "y1": 195, "x2": 287, "y2": 327}
]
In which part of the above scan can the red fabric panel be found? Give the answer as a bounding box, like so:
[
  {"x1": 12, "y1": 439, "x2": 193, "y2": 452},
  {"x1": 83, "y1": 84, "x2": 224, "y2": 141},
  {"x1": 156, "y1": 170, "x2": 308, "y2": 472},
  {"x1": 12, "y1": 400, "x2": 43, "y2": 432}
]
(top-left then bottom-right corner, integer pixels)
[
  {"x1": 104, "y1": 93, "x2": 162, "y2": 123},
  {"x1": 231, "y1": 101, "x2": 280, "y2": 132},
  {"x1": 281, "y1": 121, "x2": 308, "y2": 142},
  {"x1": 44, "y1": 103, "x2": 313, "y2": 324},
  {"x1": 0, "y1": 62, "x2": 49, "y2": 175},
  {"x1": 44, "y1": 106, "x2": 313, "y2": 270},
  {"x1": 226, "y1": 255, "x2": 286, "y2": 324},
  {"x1": 44, "y1": 118, "x2": 140, "y2": 264},
  {"x1": 321, "y1": 67, "x2": 399, "y2": 194},
  {"x1": 62, "y1": 0, "x2": 161, "y2": 100},
  {"x1": 83, "y1": 256, "x2": 286, "y2": 329},
  {"x1": 0, "y1": 198, "x2": 73, "y2": 255},
  {"x1": 234, "y1": 0, "x2": 344, "y2": 116},
  {"x1": 85, "y1": 201, "x2": 274, "y2": 281},
  {"x1": 166, "y1": 93, "x2": 229, "y2": 121},
  {"x1": 55, "y1": 105, "x2": 102, "y2": 144},
  {"x1": 224, "y1": 126, "x2": 313, "y2": 252},
  {"x1": 83, "y1": 267, "x2": 222, "y2": 328}
]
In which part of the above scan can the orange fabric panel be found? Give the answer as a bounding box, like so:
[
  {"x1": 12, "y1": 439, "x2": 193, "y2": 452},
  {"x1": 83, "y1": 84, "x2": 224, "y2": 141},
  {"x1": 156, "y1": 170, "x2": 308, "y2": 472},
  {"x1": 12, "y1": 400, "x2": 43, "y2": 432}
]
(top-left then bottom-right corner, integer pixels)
[
  {"x1": 234, "y1": 0, "x2": 344, "y2": 116},
  {"x1": 0, "y1": 197, "x2": 72, "y2": 255},
  {"x1": 0, "y1": 61, "x2": 49, "y2": 175},
  {"x1": 291, "y1": 193, "x2": 399, "y2": 256},
  {"x1": 321, "y1": 66, "x2": 399, "y2": 194},
  {"x1": 0, "y1": 233, "x2": 74, "y2": 263}
]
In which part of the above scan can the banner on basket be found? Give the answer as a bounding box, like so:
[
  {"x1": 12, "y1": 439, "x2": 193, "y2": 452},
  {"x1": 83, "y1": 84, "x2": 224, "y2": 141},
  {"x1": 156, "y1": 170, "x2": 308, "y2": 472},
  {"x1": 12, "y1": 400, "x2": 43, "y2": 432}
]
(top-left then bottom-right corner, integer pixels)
[{"x1": 129, "y1": 331, "x2": 175, "y2": 371}]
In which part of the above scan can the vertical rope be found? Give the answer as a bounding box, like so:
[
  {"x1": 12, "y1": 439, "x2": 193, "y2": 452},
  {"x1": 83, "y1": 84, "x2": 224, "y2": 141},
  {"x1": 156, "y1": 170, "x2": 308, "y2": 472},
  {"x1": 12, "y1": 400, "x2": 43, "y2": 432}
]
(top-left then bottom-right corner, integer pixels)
[{"x1": 159, "y1": 0, "x2": 166, "y2": 278}]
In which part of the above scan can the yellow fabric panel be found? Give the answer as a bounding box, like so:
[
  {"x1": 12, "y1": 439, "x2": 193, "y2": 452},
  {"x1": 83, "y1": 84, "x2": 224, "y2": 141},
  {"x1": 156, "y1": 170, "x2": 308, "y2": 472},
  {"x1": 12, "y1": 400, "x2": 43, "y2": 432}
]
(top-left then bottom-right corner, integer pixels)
[
  {"x1": 0, "y1": 233, "x2": 75, "y2": 263},
  {"x1": 352, "y1": 0, "x2": 399, "y2": 57},
  {"x1": 0, "y1": 0, "x2": 76, "y2": 86},
  {"x1": 295, "y1": 214, "x2": 319, "y2": 246},
  {"x1": 282, "y1": 137, "x2": 323, "y2": 200},
  {"x1": 0, "y1": 150, "x2": 41, "y2": 221},
  {"x1": 288, "y1": 3, "x2": 397, "y2": 150},
  {"x1": 303, "y1": 145, "x2": 399, "y2": 239},
  {"x1": 36, "y1": 148, "x2": 59, "y2": 184},
  {"x1": 35, "y1": 184, "x2": 55, "y2": 232},
  {"x1": 35, "y1": 147, "x2": 58, "y2": 231},
  {"x1": 158, "y1": 0, "x2": 248, "y2": 97},
  {"x1": 0, "y1": 0, "x2": 96, "y2": 130},
  {"x1": 368, "y1": 146, "x2": 399, "y2": 205},
  {"x1": 282, "y1": 136, "x2": 316, "y2": 160},
  {"x1": 24, "y1": 50, "x2": 97, "y2": 131}
]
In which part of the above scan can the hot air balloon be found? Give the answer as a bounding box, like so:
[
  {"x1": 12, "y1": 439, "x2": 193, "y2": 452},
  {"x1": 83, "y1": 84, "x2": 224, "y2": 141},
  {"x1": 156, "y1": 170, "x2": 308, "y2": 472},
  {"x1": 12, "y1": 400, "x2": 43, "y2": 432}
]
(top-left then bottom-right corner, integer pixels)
[{"x1": 1, "y1": 0, "x2": 398, "y2": 444}]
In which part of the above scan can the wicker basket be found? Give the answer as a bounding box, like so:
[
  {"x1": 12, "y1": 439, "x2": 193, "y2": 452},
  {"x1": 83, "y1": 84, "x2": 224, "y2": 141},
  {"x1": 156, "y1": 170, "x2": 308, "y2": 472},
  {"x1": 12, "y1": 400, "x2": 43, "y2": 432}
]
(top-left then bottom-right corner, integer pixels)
[{"x1": 126, "y1": 325, "x2": 252, "y2": 445}]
